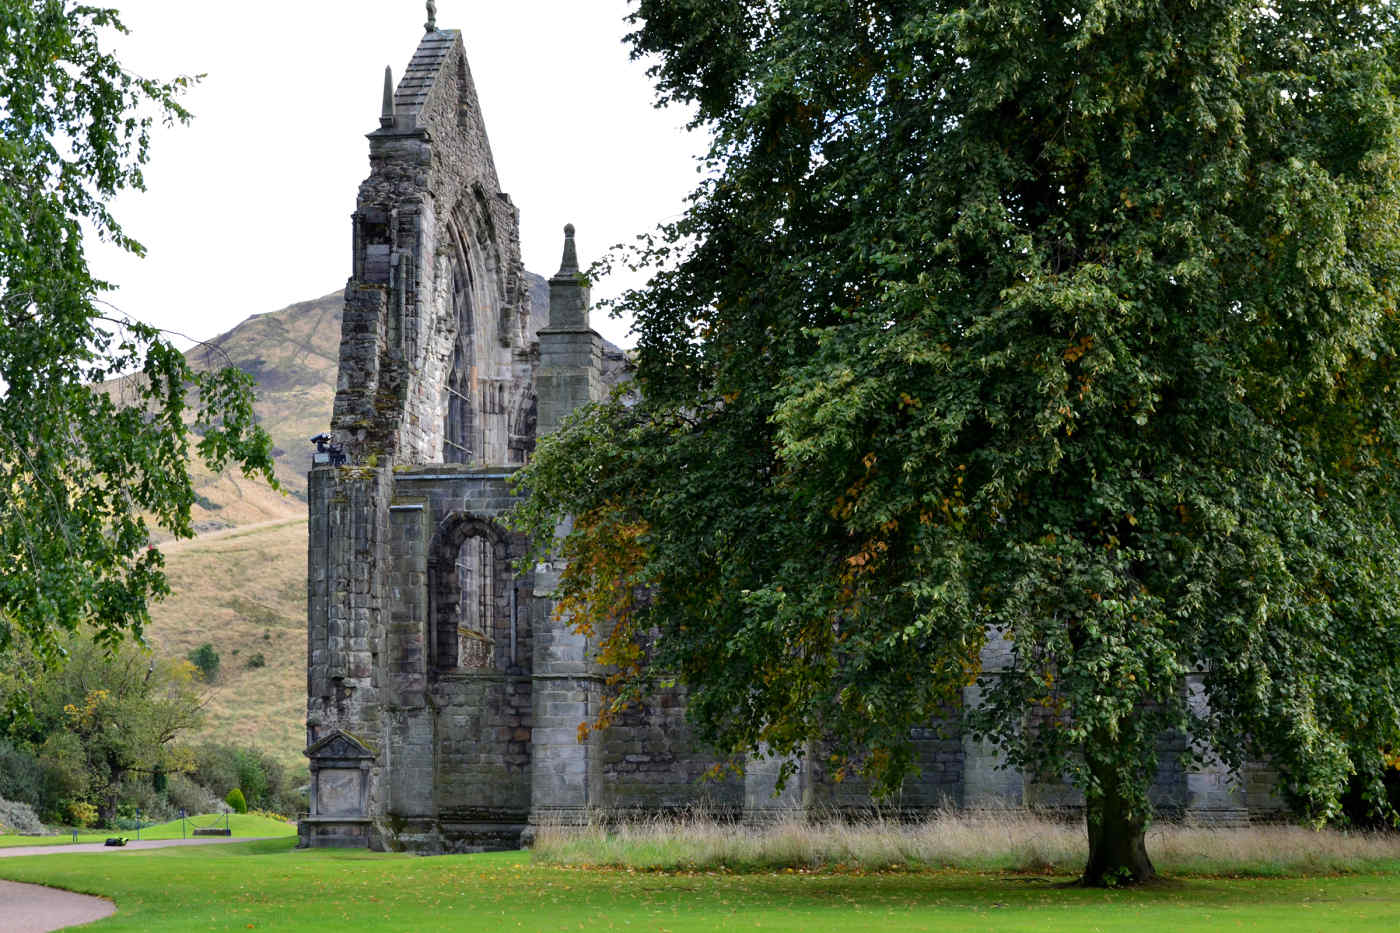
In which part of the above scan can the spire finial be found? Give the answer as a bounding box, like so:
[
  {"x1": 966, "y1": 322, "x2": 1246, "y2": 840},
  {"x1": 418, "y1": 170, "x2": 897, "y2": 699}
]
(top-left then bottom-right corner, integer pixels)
[
  {"x1": 425, "y1": 0, "x2": 437, "y2": 32},
  {"x1": 557, "y1": 224, "x2": 579, "y2": 276},
  {"x1": 380, "y1": 66, "x2": 395, "y2": 128}
]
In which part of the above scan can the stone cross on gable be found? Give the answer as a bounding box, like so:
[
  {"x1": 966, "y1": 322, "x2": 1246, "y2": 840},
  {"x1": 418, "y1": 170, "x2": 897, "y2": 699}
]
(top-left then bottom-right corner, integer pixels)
[{"x1": 425, "y1": 1, "x2": 436, "y2": 32}]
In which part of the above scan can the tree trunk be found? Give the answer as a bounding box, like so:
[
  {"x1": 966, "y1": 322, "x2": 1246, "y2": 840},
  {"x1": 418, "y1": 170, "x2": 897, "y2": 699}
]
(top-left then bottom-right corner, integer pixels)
[{"x1": 1082, "y1": 759, "x2": 1156, "y2": 886}]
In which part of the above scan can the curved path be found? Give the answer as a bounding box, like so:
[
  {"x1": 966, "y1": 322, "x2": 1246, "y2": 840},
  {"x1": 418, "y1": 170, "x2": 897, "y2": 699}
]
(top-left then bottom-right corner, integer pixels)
[
  {"x1": 0, "y1": 879, "x2": 114, "y2": 932},
  {"x1": 0, "y1": 836, "x2": 282, "y2": 931},
  {"x1": 0, "y1": 835, "x2": 279, "y2": 858}
]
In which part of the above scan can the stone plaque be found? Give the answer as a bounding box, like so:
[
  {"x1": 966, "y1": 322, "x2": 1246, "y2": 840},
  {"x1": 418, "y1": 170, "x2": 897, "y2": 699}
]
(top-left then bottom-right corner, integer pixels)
[{"x1": 318, "y1": 768, "x2": 363, "y2": 817}]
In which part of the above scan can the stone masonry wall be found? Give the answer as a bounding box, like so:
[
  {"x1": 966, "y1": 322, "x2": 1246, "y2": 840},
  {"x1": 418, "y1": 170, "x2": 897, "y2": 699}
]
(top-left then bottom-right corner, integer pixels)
[
  {"x1": 432, "y1": 673, "x2": 533, "y2": 850},
  {"x1": 303, "y1": 465, "x2": 391, "y2": 848},
  {"x1": 600, "y1": 684, "x2": 744, "y2": 816},
  {"x1": 390, "y1": 466, "x2": 536, "y2": 849}
]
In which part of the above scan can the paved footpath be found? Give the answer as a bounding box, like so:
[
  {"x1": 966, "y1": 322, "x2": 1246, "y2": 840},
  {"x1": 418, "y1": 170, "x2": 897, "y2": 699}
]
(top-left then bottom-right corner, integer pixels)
[
  {"x1": 0, "y1": 836, "x2": 281, "y2": 931},
  {"x1": 0, "y1": 880, "x2": 114, "y2": 933},
  {"x1": 0, "y1": 835, "x2": 281, "y2": 858}
]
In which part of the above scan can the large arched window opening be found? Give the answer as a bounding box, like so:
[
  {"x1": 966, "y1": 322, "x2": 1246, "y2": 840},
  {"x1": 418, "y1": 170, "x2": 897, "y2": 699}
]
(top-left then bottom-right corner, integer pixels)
[
  {"x1": 438, "y1": 192, "x2": 513, "y2": 467},
  {"x1": 442, "y1": 228, "x2": 476, "y2": 464},
  {"x1": 428, "y1": 514, "x2": 514, "y2": 672}
]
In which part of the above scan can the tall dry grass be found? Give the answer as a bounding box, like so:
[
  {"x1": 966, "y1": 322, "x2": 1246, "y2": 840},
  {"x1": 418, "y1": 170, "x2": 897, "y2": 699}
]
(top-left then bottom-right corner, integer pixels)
[
  {"x1": 532, "y1": 809, "x2": 1400, "y2": 877},
  {"x1": 145, "y1": 518, "x2": 309, "y2": 771}
]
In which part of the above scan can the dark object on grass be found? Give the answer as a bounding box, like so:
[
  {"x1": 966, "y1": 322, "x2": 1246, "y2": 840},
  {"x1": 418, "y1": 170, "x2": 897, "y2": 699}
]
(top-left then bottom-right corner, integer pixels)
[
  {"x1": 193, "y1": 828, "x2": 232, "y2": 837},
  {"x1": 103, "y1": 837, "x2": 126, "y2": 847}
]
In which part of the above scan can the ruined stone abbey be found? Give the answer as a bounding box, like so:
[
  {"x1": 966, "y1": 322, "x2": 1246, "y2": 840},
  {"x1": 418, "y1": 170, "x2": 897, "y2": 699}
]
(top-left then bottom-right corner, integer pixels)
[{"x1": 300, "y1": 22, "x2": 1281, "y2": 852}]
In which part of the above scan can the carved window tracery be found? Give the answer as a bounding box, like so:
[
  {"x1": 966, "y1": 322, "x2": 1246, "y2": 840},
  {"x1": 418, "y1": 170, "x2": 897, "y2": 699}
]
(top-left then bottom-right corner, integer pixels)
[
  {"x1": 443, "y1": 236, "x2": 476, "y2": 464},
  {"x1": 428, "y1": 514, "x2": 514, "y2": 673}
]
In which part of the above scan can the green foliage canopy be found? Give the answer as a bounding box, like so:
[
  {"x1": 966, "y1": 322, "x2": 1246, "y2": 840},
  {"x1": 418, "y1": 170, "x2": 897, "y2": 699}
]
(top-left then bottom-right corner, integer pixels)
[
  {"x1": 515, "y1": 0, "x2": 1400, "y2": 882},
  {"x1": 0, "y1": 1, "x2": 277, "y2": 662},
  {"x1": 0, "y1": 633, "x2": 204, "y2": 823}
]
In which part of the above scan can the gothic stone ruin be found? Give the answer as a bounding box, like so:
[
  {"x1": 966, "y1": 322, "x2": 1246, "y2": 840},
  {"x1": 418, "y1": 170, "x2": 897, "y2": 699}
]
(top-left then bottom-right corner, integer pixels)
[{"x1": 301, "y1": 25, "x2": 1284, "y2": 853}]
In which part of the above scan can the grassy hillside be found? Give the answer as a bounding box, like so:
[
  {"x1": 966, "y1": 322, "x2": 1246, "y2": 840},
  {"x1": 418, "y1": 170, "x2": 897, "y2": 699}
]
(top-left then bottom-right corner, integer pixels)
[
  {"x1": 145, "y1": 518, "x2": 309, "y2": 770},
  {"x1": 134, "y1": 292, "x2": 342, "y2": 769},
  {"x1": 180, "y1": 290, "x2": 343, "y2": 535}
]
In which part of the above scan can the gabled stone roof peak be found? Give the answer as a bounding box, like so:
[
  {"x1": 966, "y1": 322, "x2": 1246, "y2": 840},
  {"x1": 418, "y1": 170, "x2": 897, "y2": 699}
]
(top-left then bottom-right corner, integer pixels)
[{"x1": 392, "y1": 29, "x2": 460, "y2": 126}]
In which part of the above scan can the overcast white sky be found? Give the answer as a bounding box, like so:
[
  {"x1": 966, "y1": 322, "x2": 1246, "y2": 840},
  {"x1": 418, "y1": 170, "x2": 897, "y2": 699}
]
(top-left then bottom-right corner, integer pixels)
[{"x1": 88, "y1": 1, "x2": 705, "y2": 350}]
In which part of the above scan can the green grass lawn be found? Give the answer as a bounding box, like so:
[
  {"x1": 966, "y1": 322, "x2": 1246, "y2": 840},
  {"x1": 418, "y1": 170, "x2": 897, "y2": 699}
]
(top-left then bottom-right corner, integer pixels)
[
  {"x1": 1, "y1": 837, "x2": 1399, "y2": 931},
  {"x1": 0, "y1": 812, "x2": 296, "y2": 848}
]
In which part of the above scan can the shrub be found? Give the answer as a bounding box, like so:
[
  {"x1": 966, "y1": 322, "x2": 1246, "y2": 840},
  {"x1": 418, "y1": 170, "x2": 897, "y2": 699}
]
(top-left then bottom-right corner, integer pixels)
[
  {"x1": 66, "y1": 800, "x2": 97, "y2": 828},
  {"x1": 0, "y1": 796, "x2": 47, "y2": 835},
  {"x1": 193, "y1": 744, "x2": 241, "y2": 799},
  {"x1": 38, "y1": 732, "x2": 90, "y2": 819},
  {"x1": 249, "y1": 808, "x2": 292, "y2": 823},
  {"x1": 243, "y1": 751, "x2": 280, "y2": 807},
  {"x1": 164, "y1": 772, "x2": 220, "y2": 816},
  {"x1": 192, "y1": 743, "x2": 303, "y2": 817},
  {"x1": 0, "y1": 739, "x2": 45, "y2": 811},
  {"x1": 187, "y1": 643, "x2": 220, "y2": 683},
  {"x1": 225, "y1": 787, "x2": 247, "y2": 814},
  {"x1": 116, "y1": 776, "x2": 176, "y2": 825},
  {"x1": 245, "y1": 653, "x2": 266, "y2": 669}
]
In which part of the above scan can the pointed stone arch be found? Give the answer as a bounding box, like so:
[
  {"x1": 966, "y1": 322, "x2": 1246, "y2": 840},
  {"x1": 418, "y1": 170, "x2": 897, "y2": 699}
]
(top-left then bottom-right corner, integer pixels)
[
  {"x1": 426, "y1": 511, "x2": 518, "y2": 673},
  {"x1": 441, "y1": 217, "x2": 481, "y2": 464}
]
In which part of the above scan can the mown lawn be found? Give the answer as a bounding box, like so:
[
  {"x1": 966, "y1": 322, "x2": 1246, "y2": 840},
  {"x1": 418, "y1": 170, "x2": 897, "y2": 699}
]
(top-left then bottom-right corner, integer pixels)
[
  {"x1": 0, "y1": 813, "x2": 296, "y2": 848},
  {"x1": 1, "y1": 837, "x2": 1399, "y2": 931}
]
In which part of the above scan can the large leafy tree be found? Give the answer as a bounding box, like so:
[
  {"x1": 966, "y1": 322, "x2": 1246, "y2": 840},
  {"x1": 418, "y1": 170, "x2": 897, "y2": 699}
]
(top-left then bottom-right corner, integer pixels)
[
  {"x1": 515, "y1": 0, "x2": 1400, "y2": 883},
  {"x1": 0, "y1": 2, "x2": 275, "y2": 662}
]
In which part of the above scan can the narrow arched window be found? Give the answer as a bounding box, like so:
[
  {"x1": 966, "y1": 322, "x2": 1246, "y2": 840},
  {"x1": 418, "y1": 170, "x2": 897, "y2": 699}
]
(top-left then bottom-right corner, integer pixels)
[
  {"x1": 454, "y1": 532, "x2": 494, "y2": 669},
  {"x1": 429, "y1": 515, "x2": 513, "y2": 673},
  {"x1": 443, "y1": 245, "x2": 475, "y2": 464}
]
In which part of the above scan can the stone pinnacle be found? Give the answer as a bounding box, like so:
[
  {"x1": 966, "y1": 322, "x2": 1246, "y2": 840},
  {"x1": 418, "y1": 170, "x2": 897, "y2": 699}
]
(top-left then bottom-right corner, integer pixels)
[
  {"x1": 557, "y1": 224, "x2": 579, "y2": 276},
  {"x1": 425, "y1": 0, "x2": 437, "y2": 32},
  {"x1": 380, "y1": 66, "x2": 394, "y2": 128}
]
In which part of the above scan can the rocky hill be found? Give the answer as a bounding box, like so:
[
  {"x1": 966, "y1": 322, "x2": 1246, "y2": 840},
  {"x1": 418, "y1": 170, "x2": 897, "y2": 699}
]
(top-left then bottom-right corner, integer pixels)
[{"x1": 177, "y1": 291, "x2": 341, "y2": 534}]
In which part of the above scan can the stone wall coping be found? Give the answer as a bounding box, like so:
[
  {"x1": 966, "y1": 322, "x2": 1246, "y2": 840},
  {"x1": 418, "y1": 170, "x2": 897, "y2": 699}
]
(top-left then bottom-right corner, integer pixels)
[
  {"x1": 537, "y1": 325, "x2": 602, "y2": 338},
  {"x1": 299, "y1": 817, "x2": 374, "y2": 825},
  {"x1": 367, "y1": 125, "x2": 430, "y2": 141},
  {"x1": 394, "y1": 467, "x2": 521, "y2": 478},
  {"x1": 432, "y1": 672, "x2": 533, "y2": 684}
]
